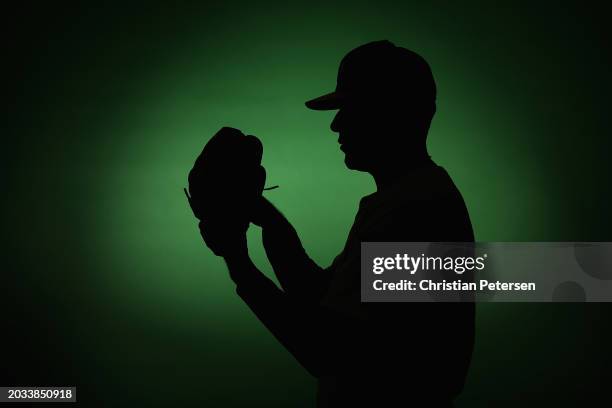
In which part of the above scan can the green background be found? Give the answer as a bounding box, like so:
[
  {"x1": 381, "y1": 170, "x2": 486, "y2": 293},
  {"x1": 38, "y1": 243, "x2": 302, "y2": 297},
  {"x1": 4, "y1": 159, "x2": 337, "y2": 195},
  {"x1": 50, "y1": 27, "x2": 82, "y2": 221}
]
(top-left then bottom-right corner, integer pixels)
[{"x1": 4, "y1": 1, "x2": 611, "y2": 406}]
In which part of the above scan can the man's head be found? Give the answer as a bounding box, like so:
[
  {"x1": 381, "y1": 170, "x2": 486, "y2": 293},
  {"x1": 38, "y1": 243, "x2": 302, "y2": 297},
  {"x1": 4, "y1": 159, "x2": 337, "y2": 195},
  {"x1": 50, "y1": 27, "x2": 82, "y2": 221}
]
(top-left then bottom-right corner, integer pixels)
[{"x1": 306, "y1": 40, "x2": 437, "y2": 172}]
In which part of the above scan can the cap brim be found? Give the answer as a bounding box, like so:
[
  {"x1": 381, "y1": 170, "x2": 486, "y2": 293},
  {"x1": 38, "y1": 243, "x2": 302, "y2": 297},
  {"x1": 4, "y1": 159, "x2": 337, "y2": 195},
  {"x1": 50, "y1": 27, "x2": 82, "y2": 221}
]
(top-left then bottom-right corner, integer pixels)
[{"x1": 305, "y1": 91, "x2": 344, "y2": 110}]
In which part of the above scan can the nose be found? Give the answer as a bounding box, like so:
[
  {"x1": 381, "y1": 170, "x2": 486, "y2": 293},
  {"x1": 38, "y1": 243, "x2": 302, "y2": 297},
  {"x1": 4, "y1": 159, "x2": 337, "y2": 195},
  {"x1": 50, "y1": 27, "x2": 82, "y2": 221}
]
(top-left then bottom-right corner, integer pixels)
[{"x1": 330, "y1": 109, "x2": 342, "y2": 133}]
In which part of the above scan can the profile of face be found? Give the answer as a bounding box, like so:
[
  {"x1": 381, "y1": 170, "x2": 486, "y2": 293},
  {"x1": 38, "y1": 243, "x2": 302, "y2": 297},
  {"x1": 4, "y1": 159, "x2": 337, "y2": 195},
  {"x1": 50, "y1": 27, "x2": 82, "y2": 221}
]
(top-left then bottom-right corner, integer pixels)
[
  {"x1": 331, "y1": 102, "x2": 404, "y2": 172},
  {"x1": 330, "y1": 100, "x2": 432, "y2": 173}
]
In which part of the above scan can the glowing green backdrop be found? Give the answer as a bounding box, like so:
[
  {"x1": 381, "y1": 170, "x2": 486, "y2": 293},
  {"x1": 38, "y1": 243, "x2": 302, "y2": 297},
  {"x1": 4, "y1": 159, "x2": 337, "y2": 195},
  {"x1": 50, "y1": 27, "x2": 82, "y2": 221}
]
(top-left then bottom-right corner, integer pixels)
[{"x1": 4, "y1": 1, "x2": 611, "y2": 406}]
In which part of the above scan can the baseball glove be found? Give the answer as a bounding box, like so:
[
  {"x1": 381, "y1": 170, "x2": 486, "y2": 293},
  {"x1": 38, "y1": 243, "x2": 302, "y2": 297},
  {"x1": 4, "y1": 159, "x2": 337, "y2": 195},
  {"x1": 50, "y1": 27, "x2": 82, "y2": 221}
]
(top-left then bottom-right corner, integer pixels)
[{"x1": 185, "y1": 127, "x2": 272, "y2": 222}]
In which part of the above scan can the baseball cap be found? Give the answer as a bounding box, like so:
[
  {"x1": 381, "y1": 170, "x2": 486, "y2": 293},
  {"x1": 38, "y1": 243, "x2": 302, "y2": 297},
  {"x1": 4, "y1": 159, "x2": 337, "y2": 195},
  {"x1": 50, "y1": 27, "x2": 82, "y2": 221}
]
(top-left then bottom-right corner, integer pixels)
[{"x1": 305, "y1": 40, "x2": 436, "y2": 111}]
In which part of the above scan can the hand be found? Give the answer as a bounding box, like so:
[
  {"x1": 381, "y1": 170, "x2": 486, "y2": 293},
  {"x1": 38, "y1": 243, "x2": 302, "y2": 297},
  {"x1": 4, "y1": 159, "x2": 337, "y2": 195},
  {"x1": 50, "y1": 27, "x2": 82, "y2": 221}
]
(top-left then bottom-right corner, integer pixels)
[
  {"x1": 198, "y1": 218, "x2": 248, "y2": 258},
  {"x1": 250, "y1": 196, "x2": 276, "y2": 228}
]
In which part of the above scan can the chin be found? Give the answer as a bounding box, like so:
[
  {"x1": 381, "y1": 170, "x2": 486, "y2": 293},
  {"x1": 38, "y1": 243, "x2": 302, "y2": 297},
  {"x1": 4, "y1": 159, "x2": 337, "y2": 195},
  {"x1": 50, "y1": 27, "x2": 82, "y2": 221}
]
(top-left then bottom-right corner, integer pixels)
[{"x1": 344, "y1": 154, "x2": 369, "y2": 171}]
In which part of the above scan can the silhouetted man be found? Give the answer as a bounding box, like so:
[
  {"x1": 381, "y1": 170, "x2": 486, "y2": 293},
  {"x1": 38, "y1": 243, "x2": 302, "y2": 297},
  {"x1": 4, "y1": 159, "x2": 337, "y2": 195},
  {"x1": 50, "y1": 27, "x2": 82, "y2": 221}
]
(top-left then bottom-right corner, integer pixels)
[{"x1": 192, "y1": 40, "x2": 475, "y2": 407}]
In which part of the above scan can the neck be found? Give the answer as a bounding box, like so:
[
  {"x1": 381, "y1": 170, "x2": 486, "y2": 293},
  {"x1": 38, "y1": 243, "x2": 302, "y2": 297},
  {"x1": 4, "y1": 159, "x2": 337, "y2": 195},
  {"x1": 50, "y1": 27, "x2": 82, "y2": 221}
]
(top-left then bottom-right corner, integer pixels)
[{"x1": 371, "y1": 153, "x2": 432, "y2": 191}]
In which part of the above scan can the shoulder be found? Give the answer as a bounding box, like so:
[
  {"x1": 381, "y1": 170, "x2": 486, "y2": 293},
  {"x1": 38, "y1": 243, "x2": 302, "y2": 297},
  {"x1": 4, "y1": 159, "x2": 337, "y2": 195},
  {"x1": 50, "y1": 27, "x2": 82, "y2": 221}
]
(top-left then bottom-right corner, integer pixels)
[{"x1": 359, "y1": 166, "x2": 474, "y2": 242}]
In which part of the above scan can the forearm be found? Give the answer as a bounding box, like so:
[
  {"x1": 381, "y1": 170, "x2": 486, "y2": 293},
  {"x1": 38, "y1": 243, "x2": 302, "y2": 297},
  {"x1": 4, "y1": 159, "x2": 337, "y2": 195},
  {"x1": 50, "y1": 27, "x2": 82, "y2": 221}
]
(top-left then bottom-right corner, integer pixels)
[
  {"x1": 254, "y1": 197, "x2": 330, "y2": 299},
  {"x1": 223, "y1": 250, "x2": 336, "y2": 377}
]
